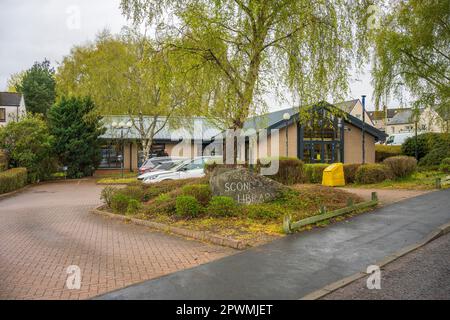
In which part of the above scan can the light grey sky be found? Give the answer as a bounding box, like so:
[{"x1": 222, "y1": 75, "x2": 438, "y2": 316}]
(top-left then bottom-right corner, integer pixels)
[{"x1": 0, "y1": 0, "x2": 399, "y2": 111}]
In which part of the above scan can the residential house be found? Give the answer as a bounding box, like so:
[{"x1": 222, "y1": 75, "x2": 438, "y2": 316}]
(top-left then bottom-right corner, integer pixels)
[
  {"x1": 334, "y1": 99, "x2": 374, "y2": 126},
  {"x1": 0, "y1": 92, "x2": 26, "y2": 126},
  {"x1": 97, "y1": 101, "x2": 386, "y2": 173},
  {"x1": 385, "y1": 107, "x2": 446, "y2": 135}
]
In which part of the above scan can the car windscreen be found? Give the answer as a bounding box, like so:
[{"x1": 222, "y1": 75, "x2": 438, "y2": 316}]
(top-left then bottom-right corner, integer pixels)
[{"x1": 155, "y1": 161, "x2": 180, "y2": 170}]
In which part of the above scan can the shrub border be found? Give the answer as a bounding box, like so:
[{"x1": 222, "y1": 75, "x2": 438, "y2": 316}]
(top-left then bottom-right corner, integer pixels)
[{"x1": 90, "y1": 206, "x2": 249, "y2": 250}]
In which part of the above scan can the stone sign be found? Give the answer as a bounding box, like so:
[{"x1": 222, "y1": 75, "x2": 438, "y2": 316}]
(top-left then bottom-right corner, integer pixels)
[{"x1": 209, "y1": 167, "x2": 286, "y2": 205}]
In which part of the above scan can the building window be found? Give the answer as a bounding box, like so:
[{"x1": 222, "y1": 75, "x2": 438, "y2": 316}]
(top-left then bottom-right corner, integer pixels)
[
  {"x1": 300, "y1": 107, "x2": 343, "y2": 164},
  {"x1": 0, "y1": 108, "x2": 5, "y2": 122},
  {"x1": 99, "y1": 143, "x2": 122, "y2": 169}
]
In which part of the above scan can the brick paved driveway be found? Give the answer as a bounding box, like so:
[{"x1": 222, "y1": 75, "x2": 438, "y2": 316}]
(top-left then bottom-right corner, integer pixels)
[{"x1": 0, "y1": 180, "x2": 235, "y2": 300}]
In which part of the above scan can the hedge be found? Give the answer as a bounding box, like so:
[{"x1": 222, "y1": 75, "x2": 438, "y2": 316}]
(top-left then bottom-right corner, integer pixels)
[
  {"x1": 343, "y1": 164, "x2": 362, "y2": 184},
  {"x1": 304, "y1": 164, "x2": 329, "y2": 183},
  {"x1": 258, "y1": 157, "x2": 305, "y2": 185},
  {"x1": 383, "y1": 156, "x2": 417, "y2": 179},
  {"x1": 0, "y1": 150, "x2": 8, "y2": 172},
  {"x1": 0, "y1": 168, "x2": 28, "y2": 194},
  {"x1": 355, "y1": 164, "x2": 392, "y2": 184},
  {"x1": 375, "y1": 145, "x2": 402, "y2": 163}
]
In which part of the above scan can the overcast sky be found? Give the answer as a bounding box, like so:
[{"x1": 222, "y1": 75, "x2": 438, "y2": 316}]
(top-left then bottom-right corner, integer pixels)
[{"x1": 0, "y1": 0, "x2": 398, "y2": 111}]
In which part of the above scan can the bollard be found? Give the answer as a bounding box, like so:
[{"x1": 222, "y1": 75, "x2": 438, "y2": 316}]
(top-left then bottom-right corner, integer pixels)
[
  {"x1": 371, "y1": 192, "x2": 378, "y2": 202},
  {"x1": 436, "y1": 178, "x2": 442, "y2": 189}
]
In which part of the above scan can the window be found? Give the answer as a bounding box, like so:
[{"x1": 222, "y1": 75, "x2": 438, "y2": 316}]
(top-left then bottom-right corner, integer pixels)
[
  {"x1": 99, "y1": 144, "x2": 122, "y2": 169},
  {"x1": 0, "y1": 108, "x2": 5, "y2": 122},
  {"x1": 300, "y1": 107, "x2": 343, "y2": 164}
]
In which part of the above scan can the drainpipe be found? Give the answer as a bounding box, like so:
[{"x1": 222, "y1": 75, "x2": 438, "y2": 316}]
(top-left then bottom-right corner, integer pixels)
[{"x1": 362, "y1": 95, "x2": 366, "y2": 164}]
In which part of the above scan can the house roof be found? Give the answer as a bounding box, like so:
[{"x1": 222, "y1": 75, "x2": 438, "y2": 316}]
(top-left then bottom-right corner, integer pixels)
[
  {"x1": 334, "y1": 99, "x2": 360, "y2": 113},
  {"x1": 0, "y1": 92, "x2": 22, "y2": 106},
  {"x1": 388, "y1": 109, "x2": 416, "y2": 125},
  {"x1": 367, "y1": 111, "x2": 385, "y2": 121},
  {"x1": 247, "y1": 101, "x2": 387, "y2": 141},
  {"x1": 100, "y1": 116, "x2": 222, "y2": 142},
  {"x1": 101, "y1": 100, "x2": 387, "y2": 143}
]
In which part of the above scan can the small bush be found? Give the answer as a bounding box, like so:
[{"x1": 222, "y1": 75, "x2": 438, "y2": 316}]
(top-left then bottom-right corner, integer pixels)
[
  {"x1": 207, "y1": 196, "x2": 238, "y2": 217},
  {"x1": 258, "y1": 157, "x2": 304, "y2": 185},
  {"x1": 244, "y1": 204, "x2": 285, "y2": 220},
  {"x1": 355, "y1": 164, "x2": 392, "y2": 184},
  {"x1": 343, "y1": 164, "x2": 361, "y2": 184},
  {"x1": 142, "y1": 177, "x2": 209, "y2": 202},
  {"x1": 440, "y1": 158, "x2": 450, "y2": 173},
  {"x1": 383, "y1": 156, "x2": 417, "y2": 179},
  {"x1": 126, "y1": 199, "x2": 142, "y2": 216},
  {"x1": 145, "y1": 192, "x2": 178, "y2": 216},
  {"x1": 111, "y1": 193, "x2": 131, "y2": 214},
  {"x1": 118, "y1": 185, "x2": 144, "y2": 201},
  {"x1": 418, "y1": 146, "x2": 450, "y2": 167},
  {"x1": 376, "y1": 145, "x2": 402, "y2": 163},
  {"x1": 0, "y1": 168, "x2": 27, "y2": 194},
  {"x1": 304, "y1": 164, "x2": 329, "y2": 183},
  {"x1": 182, "y1": 184, "x2": 212, "y2": 206},
  {"x1": 175, "y1": 196, "x2": 201, "y2": 218},
  {"x1": 100, "y1": 186, "x2": 118, "y2": 208}
]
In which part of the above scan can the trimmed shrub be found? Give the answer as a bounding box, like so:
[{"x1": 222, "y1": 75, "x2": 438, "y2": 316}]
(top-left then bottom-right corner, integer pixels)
[
  {"x1": 207, "y1": 196, "x2": 238, "y2": 217},
  {"x1": 111, "y1": 193, "x2": 131, "y2": 214},
  {"x1": 182, "y1": 184, "x2": 212, "y2": 206},
  {"x1": 244, "y1": 204, "x2": 285, "y2": 220},
  {"x1": 0, "y1": 168, "x2": 28, "y2": 194},
  {"x1": 0, "y1": 150, "x2": 8, "y2": 172},
  {"x1": 355, "y1": 164, "x2": 392, "y2": 184},
  {"x1": 126, "y1": 199, "x2": 142, "y2": 216},
  {"x1": 375, "y1": 145, "x2": 402, "y2": 163},
  {"x1": 383, "y1": 156, "x2": 417, "y2": 179},
  {"x1": 304, "y1": 164, "x2": 329, "y2": 183},
  {"x1": 343, "y1": 164, "x2": 362, "y2": 184},
  {"x1": 440, "y1": 158, "x2": 450, "y2": 173},
  {"x1": 258, "y1": 157, "x2": 304, "y2": 185},
  {"x1": 100, "y1": 186, "x2": 118, "y2": 208},
  {"x1": 418, "y1": 146, "x2": 450, "y2": 167},
  {"x1": 175, "y1": 196, "x2": 201, "y2": 218}
]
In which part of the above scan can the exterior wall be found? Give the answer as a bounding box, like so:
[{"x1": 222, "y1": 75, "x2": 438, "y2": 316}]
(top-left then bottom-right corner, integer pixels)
[
  {"x1": 371, "y1": 119, "x2": 386, "y2": 131},
  {"x1": 278, "y1": 123, "x2": 298, "y2": 158},
  {"x1": 344, "y1": 123, "x2": 376, "y2": 164},
  {"x1": 123, "y1": 142, "x2": 139, "y2": 171},
  {"x1": 0, "y1": 97, "x2": 26, "y2": 127},
  {"x1": 386, "y1": 107, "x2": 446, "y2": 135},
  {"x1": 349, "y1": 100, "x2": 375, "y2": 126},
  {"x1": 252, "y1": 123, "x2": 297, "y2": 160}
]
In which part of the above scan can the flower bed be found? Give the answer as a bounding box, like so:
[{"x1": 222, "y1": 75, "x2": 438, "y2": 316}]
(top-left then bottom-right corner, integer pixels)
[{"x1": 99, "y1": 177, "x2": 364, "y2": 247}]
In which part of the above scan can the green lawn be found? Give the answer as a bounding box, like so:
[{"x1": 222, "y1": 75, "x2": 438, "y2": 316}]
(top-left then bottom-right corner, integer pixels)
[{"x1": 96, "y1": 172, "x2": 138, "y2": 185}]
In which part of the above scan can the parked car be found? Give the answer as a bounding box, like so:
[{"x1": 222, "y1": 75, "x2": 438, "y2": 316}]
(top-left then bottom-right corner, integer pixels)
[
  {"x1": 137, "y1": 160, "x2": 184, "y2": 180},
  {"x1": 385, "y1": 132, "x2": 415, "y2": 146},
  {"x1": 138, "y1": 156, "x2": 186, "y2": 175},
  {"x1": 142, "y1": 156, "x2": 220, "y2": 184}
]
